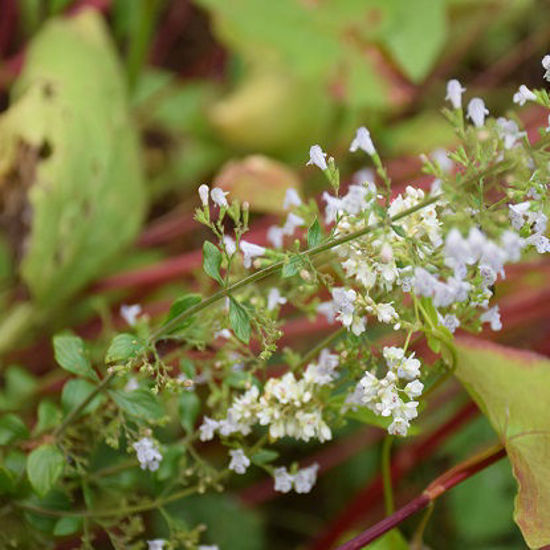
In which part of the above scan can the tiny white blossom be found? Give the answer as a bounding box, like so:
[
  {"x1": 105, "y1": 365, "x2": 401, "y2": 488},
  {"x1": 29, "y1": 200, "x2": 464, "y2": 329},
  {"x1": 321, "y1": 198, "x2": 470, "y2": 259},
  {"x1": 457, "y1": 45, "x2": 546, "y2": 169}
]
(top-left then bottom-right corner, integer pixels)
[
  {"x1": 267, "y1": 287, "x2": 287, "y2": 311},
  {"x1": 133, "y1": 438, "x2": 162, "y2": 472},
  {"x1": 388, "y1": 416, "x2": 410, "y2": 437},
  {"x1": 317, "y1": 300, "x2": 337, "y2": 323},
  {"x1": 542, "y1": 54, "x2": 550, "y2": 81},
  {"x1": 223, "y1": 234, "x2": 236, "y2": 256},
  {"x1": 198, "y1": 184, "x2": 210, "y2": 206},
  {"x1": 306, "y1": 145, "x2": 328, "y2": 170},
  {"x1": 496, "y1": 118, "x2": 526, "y2": 149},
  {"x1": 147, "y1": 540, "x2": 166, "y2": 550},
  {"x1": 274, "y1": 467, "x2": 294, "y2": 493},
  {"x1": 349, "y1": 126, "x2": 376, "y2": 156},
  {"x1": 445, "y1": 79, "x2": 466, "y2": 109},
  {"x1": 240, "y1": 240, "x2": 266, "y2": 268},
  {"x1": 228, "y1": 449, "x2": 250, "y2": 474},
  {"x1": 331, "y1": 287, "x2": 357, "y2": 328},
  {"x1": 467, "y1": 98, "x2": 489, "y2": 128},
  {"x1": 267, "y1": 225, "x2": 284, "y2": 249},
  {"x1": 120, "y1": 304, "x2": 142, "y2": 326},
  {"x1": 124, "y1": 377, "x2": 139, "y2": 392},
  {"x1": 282, "y1": 213, "x2": 305, "y2": 236},
  {"x1": 513, "y1": 85, "x2": 537, "y2": 107},
  {"x1": 480, "y1": 306, "x2": 502, "y2": 331},
  {"x1": 211, "y1": 187, "x2": 229, "y2": 207},
  {"x1": 431, "y1": 148, "x2": 453, "y2": 173},
  {"x1": 283, "y1": 188, "x2": 302, "y2": 210},
  {"x1": 404, "y1": 379, "x2": 424, "y2": 399},
  {"x1": 199, "y1": 416, "x2": 219, "y2": 441},
  {"x1": 294, "y1": 463, "x2": 319, "y2": 493}
]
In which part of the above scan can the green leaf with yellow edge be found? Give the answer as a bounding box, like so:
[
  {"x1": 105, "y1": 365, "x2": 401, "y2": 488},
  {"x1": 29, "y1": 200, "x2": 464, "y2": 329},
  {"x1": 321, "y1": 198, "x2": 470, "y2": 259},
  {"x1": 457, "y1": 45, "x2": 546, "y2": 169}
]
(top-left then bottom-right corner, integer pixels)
[
  {"x1": 0, "y1": 11, "x2": 146, "y2": 308},
  {"x1": 455, "y1": 337, "x2": 550, "y2": 549}
]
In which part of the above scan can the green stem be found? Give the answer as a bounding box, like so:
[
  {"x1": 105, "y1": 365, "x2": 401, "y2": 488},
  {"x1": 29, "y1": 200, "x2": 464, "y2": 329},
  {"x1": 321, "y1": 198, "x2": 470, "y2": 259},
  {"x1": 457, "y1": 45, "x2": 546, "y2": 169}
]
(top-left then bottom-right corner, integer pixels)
[
  {"x1": 381, "y1": 435, "x2": 394, "y2": 516},
  {"x1": 53, "y1": 373, "x2": 115, "y2": 438}
]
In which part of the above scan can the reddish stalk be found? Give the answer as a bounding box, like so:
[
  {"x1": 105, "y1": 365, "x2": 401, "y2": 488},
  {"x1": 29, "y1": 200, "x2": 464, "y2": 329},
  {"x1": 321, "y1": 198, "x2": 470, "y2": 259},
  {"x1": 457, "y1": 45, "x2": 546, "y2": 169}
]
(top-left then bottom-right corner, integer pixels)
[
  {"x1": 308, "y1": 401, "x2": 479, "y2": 550},
  {"x1": 336, "y1": 444, "x2": 506, "y2": 550}
]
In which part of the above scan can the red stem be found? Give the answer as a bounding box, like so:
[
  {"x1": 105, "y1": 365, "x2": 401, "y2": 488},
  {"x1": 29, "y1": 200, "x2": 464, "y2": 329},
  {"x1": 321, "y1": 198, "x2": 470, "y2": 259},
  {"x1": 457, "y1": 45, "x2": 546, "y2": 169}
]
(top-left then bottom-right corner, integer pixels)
[
  {"x1": 308, "y1": 401, "x2": 479, "y2": 550},
  {"x1": 336, "y1": 445, "x2": 507, "y2": 550}
]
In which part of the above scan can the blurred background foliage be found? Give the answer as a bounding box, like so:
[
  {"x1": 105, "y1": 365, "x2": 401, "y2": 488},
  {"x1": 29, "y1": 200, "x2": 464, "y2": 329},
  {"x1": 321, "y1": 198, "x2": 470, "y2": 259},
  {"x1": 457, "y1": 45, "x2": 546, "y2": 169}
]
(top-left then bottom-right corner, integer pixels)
[{"x1": 0, "y1": 0, "x2": 549, "y2": 548}]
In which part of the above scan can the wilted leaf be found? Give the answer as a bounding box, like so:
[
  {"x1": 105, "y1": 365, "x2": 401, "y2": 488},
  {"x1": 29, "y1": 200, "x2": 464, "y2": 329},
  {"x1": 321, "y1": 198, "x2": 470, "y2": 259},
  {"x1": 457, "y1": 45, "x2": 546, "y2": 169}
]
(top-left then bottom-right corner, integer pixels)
[
  {"x1": 455, "y1": 337, "x2": 550, "y2": 548},
  {"x1": 0, "y1": 11, "x2": 146, "y2": 307},
  {"x1": 214, "y1": 155, "x2": 302, "y2": 214}
]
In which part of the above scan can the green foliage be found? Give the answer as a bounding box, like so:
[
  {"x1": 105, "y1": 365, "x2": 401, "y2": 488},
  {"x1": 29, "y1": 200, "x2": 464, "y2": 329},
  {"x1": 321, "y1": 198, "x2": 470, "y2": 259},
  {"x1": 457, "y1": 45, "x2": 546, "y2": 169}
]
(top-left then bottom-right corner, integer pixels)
[
  {"x1": 163, "y1": 294, "x2": 202, "y2": 333},
  {"x1": 362, "y1": 529, "x2": 408, "y2": 549},
  {"x1": 455, "y1": 338, "x2": 550, "y2": 548},
  {"x1": 111, "y1": 388, "x2": 164, "y2": 420},
  {"x1": 178, "y1": 391, "x2": 200, "y2": 433},
  {"x1": 229, "y1": 297, "x2": 251, "y2": 344},
  {"x1": 0, "y1": 365, "x2": 37, "y2": 411},
  {"x1": 26, "y1": 444, "x2": 64, "y2": 497},
  {"x1": 0, "y1": 11, "x2": 146, "y2": 309},
  {"x1": 0, "y1": 414, "x2": 29, "y2": 444},
  {"x1": 61, "y1": 379, "x2": 104, "y2": 416},
  {"x1": 203, "y1": 241, "x2": 224, "y2": 284},
  {"x1": 105, "y1": 333, "x2": 147, "y2": 364},
  {"x1": 307, "y1": 218, "x2": 322, "y2": 248},
  {"x1": 53, "y1": 334, "x2": 98, "y2": 381}
]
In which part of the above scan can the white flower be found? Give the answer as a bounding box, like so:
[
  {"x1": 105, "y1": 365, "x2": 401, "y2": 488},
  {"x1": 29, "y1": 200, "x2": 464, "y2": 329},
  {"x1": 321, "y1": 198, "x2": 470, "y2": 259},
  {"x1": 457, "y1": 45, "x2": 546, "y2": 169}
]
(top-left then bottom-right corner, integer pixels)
[
  {"x1": 412, "y1": 267, "x2": 438, "y2": 297},
  {"x1": 543, "y1": 54, "x2": 550, "y2": 81},
  {"x1": 198, "y1": 184, "x2": 210, "y2": 206},
  {"x1": 500, "y1": 230, "x2": 524, "y2": 262},
  {"x1": 508, "y1": 201, "x2": 531, "y2": 230},
  {"x1": 267, "y1": 225, "x2": 284, "y2": 249},
  {"x1": 228, "y1": 449, "x2": 250, "y2": 474},
  {"x1": 431, "y1": 148, "x2": 453, "y2": 173},
  {"x1": 124, "y1": 377, "x2": 139, "y2": 392},
  {"x1": 283, "y1": 188, "x2": 302, "y2": 210},
  {"x1": 120, "y1": 304, "x2": 142, "y2": 326},
  {"x1": 513, "y1": 85, "x2": 536, "y2": 107},
  {"x1": 467, "y1": 98, "x2": 489, "y2": 127},
  {"x1": 199, "y1": 416, "x2": 219, "y2": 441},
  {"x1": 404, "y1": 379, "x2": 424, "y2": 399},
  {"x1": 267, "y1": 287, "x2": 287, "y2": 311},
  {"x1": 282, "y1": 213, "x2": 305, "y2": 236},
  {"x1": 374, "y1": 303, "x2": 398, "y2": 324},
  {"x1": 480, "y1": 306, "x2": 502, "y2": 331},
  {"x1": 317, "y1": 300, "x2": 337, "y2": 323},
  {"x1": 388, "y1": 416, "x2": 410, "y2": 437},
  {"x1": 322, "y1": 192, "x2": 344, "y2": 224},
  {"x1": 133, "y1": 438, "x2": 162, "y2": 472},
  {"x1": 274, "y1": 467, "x2": 294, "y2": 493},
  {"x1": 352, "y1": 168, "x2": 375, "y2": 186},
  {"x1": 396, "y1": 354, "x2": 421, "y2": 381},
  {"x1": 526, "y1": 233, "x2": 550, "y2": 253},
  {"x1": 304, "y1": 349, "x2": 339, "y2": 386},
  {"x1": 240, "y1": 240, "x2": 266, "y2": 268},
  {"x1": 306, "y1": 145, "x2": 328, "y2": 170},
  {"x1": 223, "y1": 235, "x2": 236, "y2": 256},
  {"x1": 293, "y1": 463, "x2": 319, "y2": 493},
  {"x1": 331, "y1": 287, "x2": 357, "y2": 328},
  {"x1": 147, "y1": 540, "x2": 166, "y2": 550},
  {"x1": 496, "y1": 118, "x2": 526, "y2": 149},
  {"x1": 211, "y1": 187, "x2": 229, "y2": 207},
  {"x1": 438, "y1": 313, "x2": 460, "y2": 333},
  {"x1": 349, "y1": 126, "x2": 376, "y2": 156},
  {"x1": 445, "y1": 79, "x2": 465, "y2": 109}
]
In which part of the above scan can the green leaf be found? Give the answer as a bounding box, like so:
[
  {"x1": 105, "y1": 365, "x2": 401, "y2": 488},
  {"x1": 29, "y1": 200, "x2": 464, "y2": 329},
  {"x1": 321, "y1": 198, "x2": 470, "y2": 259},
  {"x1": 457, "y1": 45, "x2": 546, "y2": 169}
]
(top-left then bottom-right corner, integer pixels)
[
  {"x1": 281, "y1": 254, "x2": 303, "y2": 278},
  {"x1": 156, "y1": 445, "x2": 185, "y2": 482},
  {"x1": 34, "y1": 400, "x2": 62, "y2": 435},
  {"x1": 27, "y1": 444, "x2": 64, "y2": 497},
  {"x1": 53, "y1": 334, "x2": 98, "y2": 380},
  {"x1": 105, "y1": 333, "x2": 146, "y2": 364},
  {"x1": 455, "y1": 338, "x2": 550, "y2": 549},
  {"x1": 110, "y1": 389, "x2": 164, "y2": 420},
  {"x1": 307, "y1": 218, "x2": 322, "y2": 248},
  {"x1": 53, "y1": 515, "x2": 82, "y2": 536},
  {"x1": 383, "y1": 0, "x2": 447, "y2": 83},
  {"x1": 61, "y1": 379, "x2": 104, "y2": 416},
  {"x1": 390, "y1": 224, "x2": 406, "y2": 238},
  {"x1": 229, "y1": 297, "x2": 251, "y2": 344},
  {"x1": 251, "y1": 449, "x2": 279, "y2": 465},
  {"x1": 0, "y1": 11, "x2": 146, "y2": 308},
  {"x1": 179, "y1": 391, "x2": 201, "y2": 433},
  {"x1": 0, "y1": 365, "x2": 37, "y2": 411},
  {"x1": 163, "y1": 293, "x2": 202, "y2": 333},
  {"x1": 203, "y1": 241, "x2": 224, "y2": 284},
  {"x1": 0, "y1": 414, "x2": 29, "y2": 444}
]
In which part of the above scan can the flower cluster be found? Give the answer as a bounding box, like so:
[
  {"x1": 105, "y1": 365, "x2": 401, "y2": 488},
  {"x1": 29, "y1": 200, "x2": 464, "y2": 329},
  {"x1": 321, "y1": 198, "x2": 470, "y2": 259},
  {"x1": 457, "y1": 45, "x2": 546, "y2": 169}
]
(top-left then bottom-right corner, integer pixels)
[
  {"x1": 133, "y1": 437, "x2": 163, "y2": 472},
  {"x1": 347, "y1": 346, "x2": 423, "y2": 436},
  {"x1": 273, "y1": 463, "x2": 320, "y2": 494},
  {"x1": 199, "y1": 350, "x2": 339, "y2": 443}
]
